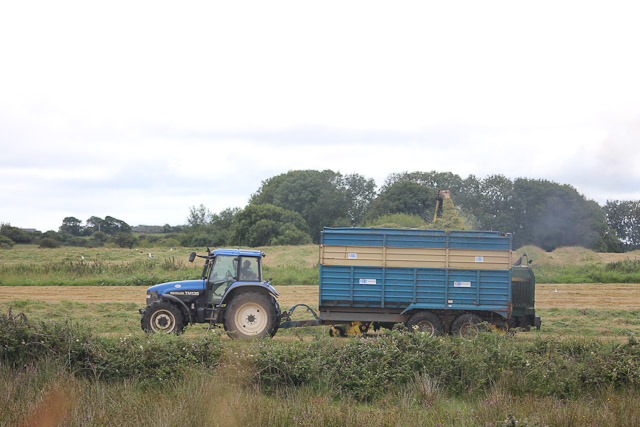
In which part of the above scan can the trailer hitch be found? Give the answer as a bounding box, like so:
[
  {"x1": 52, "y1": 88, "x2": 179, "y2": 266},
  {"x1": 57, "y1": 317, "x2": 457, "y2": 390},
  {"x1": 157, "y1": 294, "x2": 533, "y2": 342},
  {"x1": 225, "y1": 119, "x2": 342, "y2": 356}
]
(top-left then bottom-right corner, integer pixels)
[{"x1": 278, "y1": 304, "x2": 322, "y2": 329}]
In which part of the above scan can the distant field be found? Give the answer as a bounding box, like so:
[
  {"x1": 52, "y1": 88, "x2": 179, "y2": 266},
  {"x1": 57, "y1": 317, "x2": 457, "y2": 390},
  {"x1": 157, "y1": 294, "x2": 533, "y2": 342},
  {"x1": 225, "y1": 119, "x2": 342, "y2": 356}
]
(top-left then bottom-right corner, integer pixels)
[
  {"x1": 3, "y1": 244, "x2": 640, "y2": 286},
  {"x1": 0, "y1": 244, "x2": 319, "y2": 286}
]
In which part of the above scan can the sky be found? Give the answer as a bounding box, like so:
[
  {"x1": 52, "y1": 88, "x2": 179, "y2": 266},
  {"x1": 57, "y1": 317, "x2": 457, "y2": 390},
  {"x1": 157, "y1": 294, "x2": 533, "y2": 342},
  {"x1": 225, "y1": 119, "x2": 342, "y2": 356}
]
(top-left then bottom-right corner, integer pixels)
[{"x1": 1, "y1": 1, "x2": 640, "y2": 232}]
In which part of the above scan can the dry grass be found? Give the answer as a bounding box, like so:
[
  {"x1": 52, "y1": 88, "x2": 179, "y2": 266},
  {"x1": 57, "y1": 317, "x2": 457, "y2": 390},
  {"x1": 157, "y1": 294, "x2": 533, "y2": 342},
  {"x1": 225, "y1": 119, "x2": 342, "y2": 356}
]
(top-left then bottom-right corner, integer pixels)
[
  {"x1": 2, "y1": 283, "x2": 638, "y2": 310},
  {"x1": 536, "y1": 283, "x2": 640, "y2": 309},
  {"x1": 515, "y1": 245, "x2": 640, "y2": 267}
]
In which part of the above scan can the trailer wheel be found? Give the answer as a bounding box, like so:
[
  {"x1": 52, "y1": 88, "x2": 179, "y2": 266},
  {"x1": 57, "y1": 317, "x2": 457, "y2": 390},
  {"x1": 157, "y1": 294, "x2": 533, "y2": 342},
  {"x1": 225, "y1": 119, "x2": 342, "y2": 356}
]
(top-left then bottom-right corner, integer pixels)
[
  {"x1": 223, "y1": 292, "x2": 278, "y2": 340},
  {"x1": 451, "y1": 313, "x2": 484, "y2": 339},
  {"x1": 141, "y1": 301, "x2": 185, "y2": 334},
  {"x1": 407, "y1": 311, "x2": 444, "y2": 337}
]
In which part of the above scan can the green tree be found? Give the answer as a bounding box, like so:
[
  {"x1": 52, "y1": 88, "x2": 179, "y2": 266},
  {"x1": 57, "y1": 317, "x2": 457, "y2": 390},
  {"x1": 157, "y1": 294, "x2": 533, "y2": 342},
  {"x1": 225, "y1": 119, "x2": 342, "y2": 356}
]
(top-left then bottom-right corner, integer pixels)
[
  {"x1": 59, "y1": 216, "x2": 83, "y2": 236},
  {"x1": 113, "y1": 232, "x2": 137, "y2": 248},
  {"x1": 86, "y1": 216, "x2": 105, "y2": 233},
  {"x1": 473, "y1": 175, "x2": 517, "y2": 232},
  {"x1": 102, "y1": 216, "x2": 131, "y2": 235},
  {"x1": 343, "y1": 173, "x2": 377, "y2": 225},
  {"x1": 183, "y1": 205, "x2": 239, "y2": 247},
  {"x1": 365, "y1": 181, "x2": 435, "y2": 221},
  {"x1": 250, "y1": 170, "x2": 352, "y2": 241},
  {"x1": 187, "y1": 205, "x2": 212, "y2": 230},
  {"x1": 604, "y1": 200, "x2": 640, "y2": 249},
  {"x1": 383, "y1": 171, "x2": 465, "y2": 195},
  {"x1": 229, "y1": 204, "x2": 311, "y2": 246},
  {"x1": 0, "y1": 224, "x2": 34, "y2": 243}
]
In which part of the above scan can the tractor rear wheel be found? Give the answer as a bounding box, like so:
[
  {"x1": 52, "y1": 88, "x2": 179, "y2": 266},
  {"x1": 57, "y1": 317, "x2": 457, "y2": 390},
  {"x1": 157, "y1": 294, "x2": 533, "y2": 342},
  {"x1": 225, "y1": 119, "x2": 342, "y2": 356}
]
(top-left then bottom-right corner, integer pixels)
[
  {"x1": 141, "y1": 301, "x2": 185, "y2": 334},
  {"x1": 407, "y1": 311, "x2": 444, "y2": 337},
  {"x1": 223, "y1": 292, "x2": 278, "y2": 340}
]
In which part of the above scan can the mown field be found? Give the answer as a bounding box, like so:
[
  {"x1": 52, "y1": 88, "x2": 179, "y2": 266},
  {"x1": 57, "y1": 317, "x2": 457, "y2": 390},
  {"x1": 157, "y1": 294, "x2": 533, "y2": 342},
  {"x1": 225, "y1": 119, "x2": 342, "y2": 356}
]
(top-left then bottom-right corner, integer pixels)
[{"x1": 1, "y1": 245, "x2": 640, "y2": 426}]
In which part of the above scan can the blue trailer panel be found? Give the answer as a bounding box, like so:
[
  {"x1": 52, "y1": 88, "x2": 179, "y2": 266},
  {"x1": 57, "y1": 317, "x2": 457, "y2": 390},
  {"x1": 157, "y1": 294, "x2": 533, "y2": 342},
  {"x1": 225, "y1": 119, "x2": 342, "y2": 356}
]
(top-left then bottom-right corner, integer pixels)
[{"x1": 319, "y1": 227, "x2": 514, "y2": 321}]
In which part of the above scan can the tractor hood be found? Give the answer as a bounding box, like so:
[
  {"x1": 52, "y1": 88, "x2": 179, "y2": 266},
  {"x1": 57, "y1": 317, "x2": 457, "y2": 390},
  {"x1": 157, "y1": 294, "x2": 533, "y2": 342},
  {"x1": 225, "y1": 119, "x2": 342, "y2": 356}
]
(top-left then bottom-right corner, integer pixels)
[{"x1": 147, "y1": 279, "x2": 205, "y2": 295}]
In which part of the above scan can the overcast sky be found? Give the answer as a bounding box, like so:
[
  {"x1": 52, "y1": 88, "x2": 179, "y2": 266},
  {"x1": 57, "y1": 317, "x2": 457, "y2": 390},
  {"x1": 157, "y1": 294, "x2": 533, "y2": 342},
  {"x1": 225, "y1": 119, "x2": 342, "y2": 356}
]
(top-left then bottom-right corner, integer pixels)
[{"x1": 1, "y1": 1, "x2": 639, "y2": 232}]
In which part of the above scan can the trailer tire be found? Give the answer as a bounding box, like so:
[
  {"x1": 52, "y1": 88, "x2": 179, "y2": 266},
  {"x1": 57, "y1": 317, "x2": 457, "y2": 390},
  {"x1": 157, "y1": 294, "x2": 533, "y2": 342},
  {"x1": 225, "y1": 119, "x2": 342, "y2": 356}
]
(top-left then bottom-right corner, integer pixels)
[
  {"x1": 407, "y1": 311, "x2": 444, "y2": 337},
  {"x1": 141, "y1": 301, "x2": 185, "y2": 334},
  {"x1": 451, "y1": 313, "x2": 484, "y2": 339},
  {"x1": 223, "y1": 292, "x2": 278, "y2": 340}
]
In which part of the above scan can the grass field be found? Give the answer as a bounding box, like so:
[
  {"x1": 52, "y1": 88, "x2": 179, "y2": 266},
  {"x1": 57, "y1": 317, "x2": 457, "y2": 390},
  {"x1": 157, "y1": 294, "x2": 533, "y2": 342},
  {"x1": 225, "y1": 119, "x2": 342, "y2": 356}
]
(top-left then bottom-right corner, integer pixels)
[
  {"x1": 2, "y1": 244, "x2": 640, "y2": 425},
  {"x1": 3, "y1": 244, "x2": 640, "y2": 286},
  {"x1": 1, "y1": 283, "x2": 639, "y2": 340}
]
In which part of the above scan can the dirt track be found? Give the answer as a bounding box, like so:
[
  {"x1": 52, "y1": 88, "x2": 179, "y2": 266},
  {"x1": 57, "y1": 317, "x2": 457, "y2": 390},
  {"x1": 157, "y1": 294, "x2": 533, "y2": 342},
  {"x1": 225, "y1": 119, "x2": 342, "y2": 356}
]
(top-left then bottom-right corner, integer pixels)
[{"x1": 0, "y1": 283, "x2": 639, "y2": 309}]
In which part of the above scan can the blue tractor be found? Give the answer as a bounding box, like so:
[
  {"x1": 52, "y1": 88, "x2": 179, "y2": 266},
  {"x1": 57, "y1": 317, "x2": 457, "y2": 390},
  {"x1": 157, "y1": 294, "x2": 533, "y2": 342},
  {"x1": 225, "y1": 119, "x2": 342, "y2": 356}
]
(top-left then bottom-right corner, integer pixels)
[{"x1": 140, "y1": 248, "x2": 280, "y2": 339}]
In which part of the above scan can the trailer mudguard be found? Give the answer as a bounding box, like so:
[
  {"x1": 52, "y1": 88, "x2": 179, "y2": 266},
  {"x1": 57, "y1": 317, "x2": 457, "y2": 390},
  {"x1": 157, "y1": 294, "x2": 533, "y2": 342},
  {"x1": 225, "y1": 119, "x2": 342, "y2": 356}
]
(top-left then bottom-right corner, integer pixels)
[{"x1": 401, "y1": 303, "x2": 508, "y2": 318}]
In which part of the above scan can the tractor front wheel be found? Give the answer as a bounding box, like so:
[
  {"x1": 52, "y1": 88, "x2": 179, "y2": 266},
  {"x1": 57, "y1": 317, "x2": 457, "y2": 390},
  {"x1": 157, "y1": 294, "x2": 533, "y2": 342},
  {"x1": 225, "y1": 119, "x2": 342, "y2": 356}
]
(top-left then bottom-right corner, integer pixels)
[
  {"x1": 223, "y1": 292, "x2": 278, "y2": 340},
  {"x1": 141, "y1": 301, "x2": 185, "y2": 334}
]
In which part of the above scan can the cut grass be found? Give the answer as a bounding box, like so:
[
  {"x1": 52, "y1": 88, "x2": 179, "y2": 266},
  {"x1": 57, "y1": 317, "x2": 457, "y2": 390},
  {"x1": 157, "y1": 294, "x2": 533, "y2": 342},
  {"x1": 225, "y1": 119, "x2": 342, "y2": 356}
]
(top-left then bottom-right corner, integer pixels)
[{"x1": 1, "y1": 299, "x2": 639, "y2": 340}]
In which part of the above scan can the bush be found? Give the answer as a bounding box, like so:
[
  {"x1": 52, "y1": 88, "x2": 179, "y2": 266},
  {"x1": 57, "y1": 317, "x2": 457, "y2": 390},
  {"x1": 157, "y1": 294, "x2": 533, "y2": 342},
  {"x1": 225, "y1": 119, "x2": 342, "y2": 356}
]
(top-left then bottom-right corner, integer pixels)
[
  {"x1": 0, "y1": 309, "x2": 222, "y2": 382},
  {"x1": 39, "y1": 237, "x2": 61, "y2": 248},
  {"x1": 254, "y1": 331, "x2": 640, "y2": 401},
  {"x1": 113, "y1": 233, "x2": 138, "y2": 249},
  {"x1": 0, "y1": 224, "x2": 35, "y2": 243},
  {"x1": 0, "y1": 235, "x2": 14, "y2": 249}
]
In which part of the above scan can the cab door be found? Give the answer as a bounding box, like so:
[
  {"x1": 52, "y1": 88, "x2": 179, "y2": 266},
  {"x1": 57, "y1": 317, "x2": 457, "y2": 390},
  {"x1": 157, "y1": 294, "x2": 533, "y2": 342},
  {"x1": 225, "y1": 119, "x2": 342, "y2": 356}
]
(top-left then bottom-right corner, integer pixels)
[{"x1": 206, "y1": 255, "x2": 238, "y2": 304}]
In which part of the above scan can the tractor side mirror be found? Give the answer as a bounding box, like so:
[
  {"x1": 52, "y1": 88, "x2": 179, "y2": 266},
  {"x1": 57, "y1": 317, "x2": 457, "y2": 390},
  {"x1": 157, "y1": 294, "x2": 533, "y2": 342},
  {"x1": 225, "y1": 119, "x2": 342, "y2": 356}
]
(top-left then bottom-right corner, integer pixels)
[{"x1": 189, "y1": 252, "x2": 196, "y2": 263}]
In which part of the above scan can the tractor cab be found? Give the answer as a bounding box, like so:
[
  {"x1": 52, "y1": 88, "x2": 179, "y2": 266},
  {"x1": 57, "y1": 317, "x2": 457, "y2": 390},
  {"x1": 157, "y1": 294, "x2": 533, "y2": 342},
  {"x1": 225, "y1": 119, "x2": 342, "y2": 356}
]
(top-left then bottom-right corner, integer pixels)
[{"x1": 198, "y1": 249, "x2": 264, "y2": 304}]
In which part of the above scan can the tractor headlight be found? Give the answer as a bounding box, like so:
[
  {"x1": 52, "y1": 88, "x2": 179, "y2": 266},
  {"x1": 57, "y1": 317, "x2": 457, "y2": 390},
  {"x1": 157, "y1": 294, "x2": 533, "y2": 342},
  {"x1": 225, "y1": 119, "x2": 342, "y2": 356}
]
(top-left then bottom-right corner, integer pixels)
[{"x1": 146, "y1": 290, "x2": 159, "y2": 305}]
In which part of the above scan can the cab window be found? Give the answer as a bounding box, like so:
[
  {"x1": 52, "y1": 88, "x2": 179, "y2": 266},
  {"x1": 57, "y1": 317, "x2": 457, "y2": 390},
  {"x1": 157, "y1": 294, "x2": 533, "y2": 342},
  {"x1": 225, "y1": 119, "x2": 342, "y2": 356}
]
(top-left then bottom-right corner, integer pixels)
[
  {"x1": 238, "y1": 257, "x2": 260, "y2": 281},
  {"x1": 209, "y1": 255, "x2": 237, "y2": 282}
]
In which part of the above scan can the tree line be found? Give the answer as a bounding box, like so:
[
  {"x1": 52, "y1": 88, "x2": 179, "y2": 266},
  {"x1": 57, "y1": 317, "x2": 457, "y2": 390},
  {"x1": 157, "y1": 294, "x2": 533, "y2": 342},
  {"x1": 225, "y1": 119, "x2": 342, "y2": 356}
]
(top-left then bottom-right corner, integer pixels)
[
  {"x1": 181, "y1": 170, "x2": 635, "y2": 252},
  {"x1": 1, "y1": 169, "x2": 639, "y2": 251}
]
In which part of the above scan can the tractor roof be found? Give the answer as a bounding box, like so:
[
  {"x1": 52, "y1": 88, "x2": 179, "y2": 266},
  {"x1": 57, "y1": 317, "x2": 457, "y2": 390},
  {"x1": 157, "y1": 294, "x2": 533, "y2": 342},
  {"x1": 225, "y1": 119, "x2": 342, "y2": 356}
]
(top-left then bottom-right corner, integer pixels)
[{"x1": 212, "y1": 248, "x2": 265, "y2": 257}]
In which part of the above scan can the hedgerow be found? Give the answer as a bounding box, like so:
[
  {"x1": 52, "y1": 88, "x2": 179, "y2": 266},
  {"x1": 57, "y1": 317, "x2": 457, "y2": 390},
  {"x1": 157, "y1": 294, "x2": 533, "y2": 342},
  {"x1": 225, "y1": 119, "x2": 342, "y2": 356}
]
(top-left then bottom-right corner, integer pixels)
[
  {"x1": 254, "y1": 331, "x2": 640, "y2": 401},
  {"x1": 0, "y1": 308, "x2": 222, "y2": 383}
]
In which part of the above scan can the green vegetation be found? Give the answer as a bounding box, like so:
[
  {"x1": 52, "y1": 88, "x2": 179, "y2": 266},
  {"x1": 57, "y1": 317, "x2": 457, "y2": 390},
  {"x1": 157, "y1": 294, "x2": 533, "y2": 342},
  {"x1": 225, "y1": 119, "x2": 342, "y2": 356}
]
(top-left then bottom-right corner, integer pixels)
[
  {"x1": 39, "y1": 237, "x2": 60, "y2": 249},
  {"x1": 365, "y1": 213, "x2": 428, "y2": 228},
  {"x1": 2, "y1": 309, "x2": 640, "y2": 425},
  {"x1": 514, "y1": 246, "x2": 640, "y2": 283},
  {"x1": 0, "y1": 245, "x2": 323, "y2": 287},
  {"x1": 229, "y1": 204, "x2": 311, "y2": 246},
  {"x1": 0, "y1": 256, "x2": 201, "y2": 287},
  {"x1": 534, "y1": 262, "x2": 640, "y2": 284},
  {"x1": 4, "y1": 244, "x2": 640, "y2": 287},
  {"x1": 0, "y1": 309, "x2": 222, "y2": 383},
  {"x1": 0, "y1": 235, "x2": 15, "y2": 248}
]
